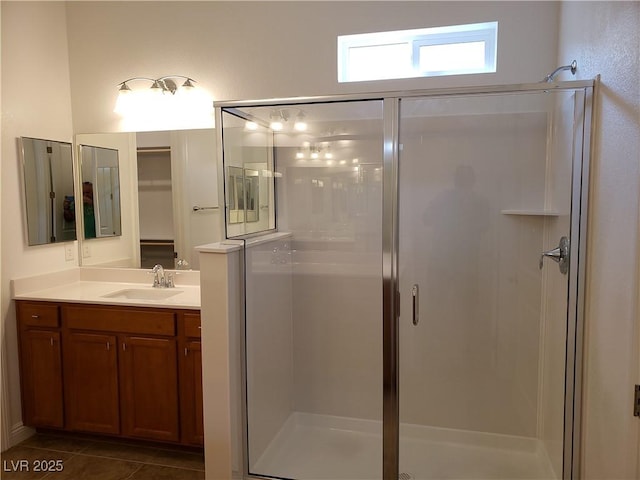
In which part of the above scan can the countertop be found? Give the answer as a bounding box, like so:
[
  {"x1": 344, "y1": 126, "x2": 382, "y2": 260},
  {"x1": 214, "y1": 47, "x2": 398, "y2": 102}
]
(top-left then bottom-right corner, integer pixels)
[{"x1": 12, "y1": 267, "x2": 201, "y2": 309}]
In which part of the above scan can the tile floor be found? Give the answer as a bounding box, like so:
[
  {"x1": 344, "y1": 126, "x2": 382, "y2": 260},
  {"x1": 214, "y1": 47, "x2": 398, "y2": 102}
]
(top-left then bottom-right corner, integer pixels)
[{"x1": 0, "y1": 432, "x2": 205, "y2": 479}]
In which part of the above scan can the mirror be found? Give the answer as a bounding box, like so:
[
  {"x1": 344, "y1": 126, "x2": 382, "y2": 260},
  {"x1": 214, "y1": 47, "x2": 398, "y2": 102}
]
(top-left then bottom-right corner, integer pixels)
[
  {"x1": 19, "y1": 137, "x2": 76, "y2": 245},
  {"x1": 74, "y1": 129, "x2": 220, "y2": 270},
  {"x1": 79, "y1": 145, "x2": 122, "y2": 238}
]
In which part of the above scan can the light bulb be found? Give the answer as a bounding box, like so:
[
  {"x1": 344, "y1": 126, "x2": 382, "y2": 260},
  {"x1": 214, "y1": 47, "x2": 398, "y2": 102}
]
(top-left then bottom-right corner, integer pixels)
[
  {"x1": 246, "y1": 121, "x2": 259, "y2": 130},
  {"x1": 294, "y1": 111, "x2": 307, "y2": 131},
  {"x1": 114, "y1": 90, "x2": 134, "y2": 115},
  {"x1": 181, "y1": 78, "x2": 195, "y2": 90},
  {"x1": 270, "y1": 120, "x2": 284, "y2": 131},
  {"x1": 150, "y1": 80, "x2": 164, "y2": 96}
]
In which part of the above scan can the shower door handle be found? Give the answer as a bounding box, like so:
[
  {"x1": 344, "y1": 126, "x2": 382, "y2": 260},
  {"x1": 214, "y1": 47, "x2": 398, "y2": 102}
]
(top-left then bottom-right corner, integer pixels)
[
  {"x1": 539, "y1": 236, "x2": 569, "y2": 274},
  {"x1": 412, "y1": 284, "x2": 419, "y2": 325}
]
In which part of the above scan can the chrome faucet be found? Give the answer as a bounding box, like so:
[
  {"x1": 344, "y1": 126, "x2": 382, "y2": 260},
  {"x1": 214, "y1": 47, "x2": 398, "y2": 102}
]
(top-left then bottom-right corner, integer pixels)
[
  {"x1": 151, "y1": 264, "x2": 175, "y2": 288},
  {"x1": 152, "y1": 264, "x2": 165, "y2": 288}
]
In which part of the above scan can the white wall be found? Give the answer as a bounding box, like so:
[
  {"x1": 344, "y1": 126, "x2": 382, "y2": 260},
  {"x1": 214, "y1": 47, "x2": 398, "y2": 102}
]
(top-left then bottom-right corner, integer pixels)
[
  {"x1": 1, "y1": 1, "x2": 75, "y2": 446},
  {"x1": 0, "y1": 2, "x2": 4, "y2": 454},
  {"x1": 556, "y1": 2, "x2": 640, "y2": 479},
  {"x1": 65, "y1": 1, "x2": 559, "y2": 134}
]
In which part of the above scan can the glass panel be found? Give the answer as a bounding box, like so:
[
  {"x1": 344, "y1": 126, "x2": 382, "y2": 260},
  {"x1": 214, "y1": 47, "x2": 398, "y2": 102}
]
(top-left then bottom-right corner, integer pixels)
[
  {"x1": 239, "y1": 100, "x2": 385, "y2": 479},
  {"x1": 221, "y1": 111, "x2": 276, "y2": 237},
  {"x1": 398, "y1": 90, "x2": 581, "y2": 480},
  {"x1": 348, "y1": 43, "x2": 411, "y2": 81},
  {"x1": 418, "y1": 41, "x2": 485, "y2": 72}
]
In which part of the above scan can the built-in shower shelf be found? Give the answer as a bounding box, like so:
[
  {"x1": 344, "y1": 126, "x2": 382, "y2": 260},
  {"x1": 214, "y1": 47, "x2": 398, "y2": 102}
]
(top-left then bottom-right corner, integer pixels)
[{"x1": 501, "y1": 209, "x2": 564, "y2": 216}]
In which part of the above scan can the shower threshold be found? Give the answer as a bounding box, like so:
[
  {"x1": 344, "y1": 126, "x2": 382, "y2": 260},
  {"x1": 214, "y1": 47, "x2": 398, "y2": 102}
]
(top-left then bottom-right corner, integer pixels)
[{"x1": 250, "y1": 412, "x2": 557, "y2": 480}]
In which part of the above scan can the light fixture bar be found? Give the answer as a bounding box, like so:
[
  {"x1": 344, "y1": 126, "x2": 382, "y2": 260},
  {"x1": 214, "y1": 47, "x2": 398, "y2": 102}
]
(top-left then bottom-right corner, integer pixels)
[{"x1": 116, "y1": 75, "x2": 198, "y2": 96}]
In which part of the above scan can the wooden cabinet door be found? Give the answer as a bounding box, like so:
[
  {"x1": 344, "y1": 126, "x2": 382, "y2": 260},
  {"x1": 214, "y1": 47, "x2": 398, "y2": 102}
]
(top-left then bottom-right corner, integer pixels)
[
  {"x1": 19, "y1": 330, "x2": 64, "y2": 428},
  {"x1": 120, "y1": 336, "x2": 179, "y2": 442},
  {"x1": 64, "y1": 332, "x2": 120, "y2": 434},
  {"x1": 180, "y1": 340, "x2": 203, "y2": 446}
]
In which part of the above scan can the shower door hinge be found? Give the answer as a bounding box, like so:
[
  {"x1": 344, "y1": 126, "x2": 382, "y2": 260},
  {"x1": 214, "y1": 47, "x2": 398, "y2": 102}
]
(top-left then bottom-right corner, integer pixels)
[{"x1": 634, "y1": 385, "x2": 640, "y2": 417}]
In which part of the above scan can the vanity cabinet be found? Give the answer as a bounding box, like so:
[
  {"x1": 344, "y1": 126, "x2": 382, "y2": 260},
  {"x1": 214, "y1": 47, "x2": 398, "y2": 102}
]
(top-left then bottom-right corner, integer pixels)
[
  {"x1": 179, "y1": 312, "x2": 203, "y2": 446},
  {"x1": 63, "y1": 331, "x2": 120, "y2": 434},
  {"x1": 16, "y1": 300, "x2": 202, "y2": 446},
  {"x1": 120, "y1": 335, "x2": 179, "y2": 442},
  {"x1": 16, "y1": 302, "x2": 64, "y2": 429}
]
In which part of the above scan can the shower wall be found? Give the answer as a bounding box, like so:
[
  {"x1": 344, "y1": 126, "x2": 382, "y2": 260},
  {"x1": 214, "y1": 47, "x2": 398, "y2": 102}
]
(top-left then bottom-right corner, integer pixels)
[
  {"x1": 398, "y1": 108, "x2": 548, "y2": 437},
  {"x1": 245, "y1": 236, "x2": 294, "y2": 463},
  {"x1": 278, "y1": 125, "x2": 384, "y2": 421}
]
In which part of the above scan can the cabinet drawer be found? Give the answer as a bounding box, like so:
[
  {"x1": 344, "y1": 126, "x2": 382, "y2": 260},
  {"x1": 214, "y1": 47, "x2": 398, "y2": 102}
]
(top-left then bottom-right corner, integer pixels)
[
  {"x1": 183, "y1": 313, "x2": 201, "y2": 338},
  {"x1": 17, "y1": 302, "x2": 59, "y2": 328},
  {"x1": 63, "y1": 305, "x2": 175, "y2": 336}
]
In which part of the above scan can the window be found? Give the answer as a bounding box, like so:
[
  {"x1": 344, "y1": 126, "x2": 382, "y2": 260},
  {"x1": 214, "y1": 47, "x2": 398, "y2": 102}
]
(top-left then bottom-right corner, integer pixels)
[{"x1": 338, "y1": 22, "x2": 497, "y2": 83}]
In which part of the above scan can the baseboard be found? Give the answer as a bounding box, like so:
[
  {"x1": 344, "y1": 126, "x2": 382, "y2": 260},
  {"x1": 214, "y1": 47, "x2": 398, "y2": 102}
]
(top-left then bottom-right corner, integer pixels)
[{"x1": 8, "y1": 422, "x2": 34, "y2": 448}]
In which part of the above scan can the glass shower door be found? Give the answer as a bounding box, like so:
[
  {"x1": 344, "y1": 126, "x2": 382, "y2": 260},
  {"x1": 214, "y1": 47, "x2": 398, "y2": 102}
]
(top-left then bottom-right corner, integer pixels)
[
  {"x1": 397, "y1": 89, "x2": 588, "y2": 480},
  {"x1": 232, "y1": 100, "x2": 386, "y2": 480}
]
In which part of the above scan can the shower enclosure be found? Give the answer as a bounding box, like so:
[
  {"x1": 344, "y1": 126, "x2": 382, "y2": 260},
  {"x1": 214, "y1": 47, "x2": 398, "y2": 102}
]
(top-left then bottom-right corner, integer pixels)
[{"x1": 217, "y1": 80, "x2": 594, "y2": 480}]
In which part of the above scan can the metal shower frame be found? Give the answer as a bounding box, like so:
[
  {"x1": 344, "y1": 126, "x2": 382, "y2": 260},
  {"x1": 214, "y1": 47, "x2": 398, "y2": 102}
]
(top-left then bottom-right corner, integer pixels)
[{"x1": 215, "y1": 77, "x2": 597, "y2": 480}]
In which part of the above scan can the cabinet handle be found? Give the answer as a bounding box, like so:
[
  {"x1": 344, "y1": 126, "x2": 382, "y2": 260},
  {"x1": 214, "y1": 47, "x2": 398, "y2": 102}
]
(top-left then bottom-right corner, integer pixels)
[
  {"x1": 50, "y1": 337, "x2": 54, "y2": 347},
  {"x1": 198, "y1": 326, "x2": 201, "y2": 329},
  {"x1": 106, "y1": 341, "x2": 110, "y2": 351},
  {"x1": 122, "y1": 343, "x2": 126, "y2": 351},
  {"x1": 31, "y1": 315, "x2": 39, "y2": 319},
  {"x1": 184, "y1": 347, "x2": 188, "y2": 357},
  {"x1": 412, "y1": 284, "x2": 420, "y2": 326}
]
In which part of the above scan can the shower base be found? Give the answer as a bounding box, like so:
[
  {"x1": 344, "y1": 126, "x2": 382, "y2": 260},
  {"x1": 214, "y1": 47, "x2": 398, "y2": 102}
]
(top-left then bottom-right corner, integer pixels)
[{"x1": 250, "y1": 412, "x2": 556, "y2": 480}]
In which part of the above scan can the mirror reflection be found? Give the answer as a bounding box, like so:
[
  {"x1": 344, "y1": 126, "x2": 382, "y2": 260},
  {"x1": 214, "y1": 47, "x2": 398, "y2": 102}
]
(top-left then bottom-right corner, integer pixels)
[
  {"x1": 245, "y1": 169, "x2": 259, "y2": 223},
  {"x1": 19, "y1": 137, "x2": 76, "y2": 246},
  {"x1": 227, "y1": 166, "x2": 245, "y2": 224},
  {"x1": 220, "y1": 112, "x2": 275, "y2": 237},
  {"x1": 74, "y1": 129, "x2": 220, "y2": 270},
  {"x1": 226, "y1": 166, "x2": 261, "y2": 224},
  {"x1": 79, "y1": 145, "x2": 122, "y2": 238}
]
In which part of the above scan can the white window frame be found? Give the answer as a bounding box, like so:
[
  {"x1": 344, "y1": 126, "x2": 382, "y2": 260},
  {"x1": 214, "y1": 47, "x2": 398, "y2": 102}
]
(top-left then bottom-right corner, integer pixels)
[{"x1": 338, "y1": 21, "x2": 498, "y2": 83}]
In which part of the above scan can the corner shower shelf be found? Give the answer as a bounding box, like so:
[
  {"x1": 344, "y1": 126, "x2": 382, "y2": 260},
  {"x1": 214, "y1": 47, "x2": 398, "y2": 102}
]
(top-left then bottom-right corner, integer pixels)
[{"x1": 500, "y1": 209, "x2": 564, "y2": 216}]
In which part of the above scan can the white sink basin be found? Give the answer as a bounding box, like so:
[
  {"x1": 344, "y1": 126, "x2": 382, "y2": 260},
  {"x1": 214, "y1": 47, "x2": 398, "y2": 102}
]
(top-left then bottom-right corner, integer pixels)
[{"x1": 102, "y1": 288, "x2": 183, "y2": 300}]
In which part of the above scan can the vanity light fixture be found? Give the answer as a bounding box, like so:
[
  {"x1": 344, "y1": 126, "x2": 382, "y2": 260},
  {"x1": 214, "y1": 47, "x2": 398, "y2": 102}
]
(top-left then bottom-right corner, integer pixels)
[
  {"x1": 245, "y1": 121, "x2": 259, "y2": 131},
  {"x1": 114, "y1": 75, "x2": 213, "y2": 131},
  {"x1": 269, "y1": 110, "x2": 289, "y2": 131},
  {"x1": 114, "y1": 75, "x2": 198, "y2": 116},
  {"x1": 264, "y1": 108, "x2": 308, "y2": 132},
  {"x1": 116, "y1": 75, "x2": 197, "y2": 97}
]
